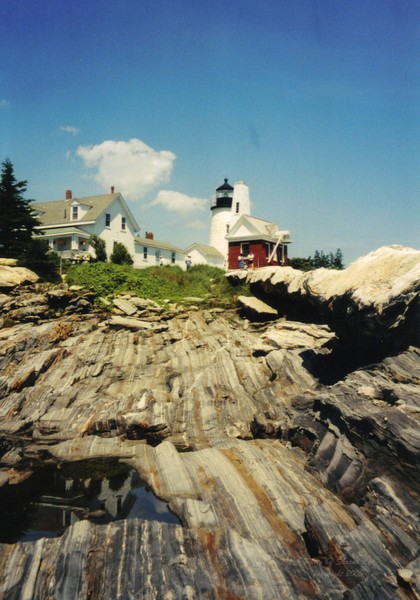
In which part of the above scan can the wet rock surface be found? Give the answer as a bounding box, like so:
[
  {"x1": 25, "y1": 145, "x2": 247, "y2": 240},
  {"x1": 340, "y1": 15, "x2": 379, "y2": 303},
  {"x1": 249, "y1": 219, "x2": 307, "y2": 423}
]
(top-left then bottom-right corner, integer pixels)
[{"x1": 0, "y1": 250, "x2": 419, "y2": 599}]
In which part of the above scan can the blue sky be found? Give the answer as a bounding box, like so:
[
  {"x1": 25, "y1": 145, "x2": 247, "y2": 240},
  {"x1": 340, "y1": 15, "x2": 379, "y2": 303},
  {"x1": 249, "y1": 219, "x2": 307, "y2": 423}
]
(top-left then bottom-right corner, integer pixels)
[{"x1": 1, "y1": 0, "x2": 419, "y2": 265}]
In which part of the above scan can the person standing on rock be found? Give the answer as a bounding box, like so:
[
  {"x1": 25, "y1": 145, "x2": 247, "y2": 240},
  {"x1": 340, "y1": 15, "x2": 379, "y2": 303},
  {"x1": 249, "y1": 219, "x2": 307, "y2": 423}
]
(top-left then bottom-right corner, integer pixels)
[
  {"x1": 238, "y1": 254, "x2": 245, "y2": 269},
  {"x1": 247, "y1": 252, "x2": 254, "y2": 269}
]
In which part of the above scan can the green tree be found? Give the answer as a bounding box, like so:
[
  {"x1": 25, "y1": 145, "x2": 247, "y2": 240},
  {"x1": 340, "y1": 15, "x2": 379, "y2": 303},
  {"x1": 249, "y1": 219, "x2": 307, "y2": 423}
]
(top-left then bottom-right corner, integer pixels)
[
  {"x1": 290, "y1": 249, "x2": 345, "y2": 271},
  {"x1": 312, "y1": 250, "x2": 329, "y2": 268},
  {"x1": 89, "y1": 234, "x2": 107, "y2": 262},
  {"x1": 0, "y1": 159, "x2": 40, "y2": 258},
  {"x1": 311, "y1": 250, "x2": 320, "y2": 268},
  {"x1": 19, "y1": 237, "x2": 60, "y2": 282},
  {"x1": 332, "y1": 248, "x2": 344, "y2": 269},
  {"x1": 110, "y1": 242, "x2": 133, "y2": 265},
  {"x1": 288, "y1": 257, "x2": 313, "y2": 272},
  {"x1": 0, "y1": 159, "x2": 59, "y2": 281},
  {"x1": 311, "y1": 249, "x2": 343, "y2": 269}
]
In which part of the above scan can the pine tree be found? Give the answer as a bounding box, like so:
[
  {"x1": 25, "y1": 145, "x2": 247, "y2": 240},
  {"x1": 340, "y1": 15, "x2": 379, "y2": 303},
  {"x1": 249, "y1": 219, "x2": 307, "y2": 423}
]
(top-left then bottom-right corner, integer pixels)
[
  {"x1": 291, "y1": 249, "x2": 345, "y2": 272},
  {"x1": 0, "y1": 159, "x2": 40, "y2": 258},
  {"x1": 0, "y1": 159, "x2": 60, "y2": 280},
  {"x1": 19, "y1": 237, "x2": 60, "y2": 282},
  {"x1": 312, "y1": 250, "x2": 322, "y2": 268},
  {"x1": 333, "y1": 248, "x2": 344, "y2": 269}
]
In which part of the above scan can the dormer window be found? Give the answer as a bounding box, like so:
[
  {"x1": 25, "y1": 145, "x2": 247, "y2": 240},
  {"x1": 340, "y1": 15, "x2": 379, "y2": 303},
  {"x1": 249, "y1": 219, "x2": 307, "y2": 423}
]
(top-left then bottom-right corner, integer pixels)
[
  {"x1": 72, "y1": 206, "x2": 79, "y2": 220},
  {"x1": 121, "y1": 217, "x2": 126, "y2": 231}
]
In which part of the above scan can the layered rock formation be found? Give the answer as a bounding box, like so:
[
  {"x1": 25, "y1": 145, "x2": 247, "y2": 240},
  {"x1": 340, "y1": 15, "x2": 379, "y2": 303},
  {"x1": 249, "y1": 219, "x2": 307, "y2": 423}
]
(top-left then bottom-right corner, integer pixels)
[{"x1": 0, "y1": 247, "x2": 419, "y2": 599}]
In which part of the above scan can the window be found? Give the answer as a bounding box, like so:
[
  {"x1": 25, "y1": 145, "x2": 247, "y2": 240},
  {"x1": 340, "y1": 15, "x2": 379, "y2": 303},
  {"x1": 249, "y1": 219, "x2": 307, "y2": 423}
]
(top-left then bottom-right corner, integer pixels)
[
  {"x1": 105, "y1": 213, "x2": 111, "y2": 227},
  {"x1": 241, "y1": 243, "x2": 249, "y2": 256},
  {"x1": 143, "y1": 247, "x2": 148, "y2": 259},
  {"x1": 171, "y1": 251, "x2": 176, "y2": 264},
  {"x1": 72, "y1": 206, "x2": 78, "y2": 220},
  {"x1": 235, "y1": 202, "x2": 239, "y2": 214},
  {"x1": 226, "y1": 224, "x2": 230, "y2": 233},
  {"x1": 121, "y1": 217, "x2": 126, "y2": 231},
  {"x1": 155, "y1": 250, "x2": 160, "y2": 264}
]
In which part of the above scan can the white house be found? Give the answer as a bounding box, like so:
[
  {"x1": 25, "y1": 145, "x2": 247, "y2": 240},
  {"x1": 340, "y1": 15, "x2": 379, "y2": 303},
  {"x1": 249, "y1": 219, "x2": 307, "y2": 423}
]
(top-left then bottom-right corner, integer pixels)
[
  {"x1": 33, "y1": 189, "x2": 186, "y2": 269},
  {"x1": 135, "y1": 233, "x2": 186, "y2": 268},
  {"x1": 184, "y1": 242, "x2": 225, "y2": 269}
]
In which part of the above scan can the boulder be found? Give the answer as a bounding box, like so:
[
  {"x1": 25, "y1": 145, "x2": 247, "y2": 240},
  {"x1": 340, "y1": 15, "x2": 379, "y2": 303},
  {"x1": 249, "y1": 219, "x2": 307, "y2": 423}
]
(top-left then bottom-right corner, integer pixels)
[
  {"x1": 0, "y1": 265, "x2": 39, "y2": 288},
  {"x1": 261, "y1": 320, "x2": 336, "y2": 350},
  {"x1": 112, "y1": 297, "x2": 138, "y2": 316},
  {"x1": 237, "y1": 295, "x2": 278, "y2": 320}
]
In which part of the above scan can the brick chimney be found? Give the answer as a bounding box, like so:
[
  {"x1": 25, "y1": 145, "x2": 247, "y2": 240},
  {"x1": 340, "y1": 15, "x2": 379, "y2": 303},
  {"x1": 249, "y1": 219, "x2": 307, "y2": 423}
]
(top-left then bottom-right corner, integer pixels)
[
  {"x1": 146, "y1": 231, "x2": 154, "y2": 240},
  {"x1": 65, "y1": 190, "x2": 72, "y2": 200},
  {"x1": 111, "y1": 186, "x2": 115, "y2": 194}
]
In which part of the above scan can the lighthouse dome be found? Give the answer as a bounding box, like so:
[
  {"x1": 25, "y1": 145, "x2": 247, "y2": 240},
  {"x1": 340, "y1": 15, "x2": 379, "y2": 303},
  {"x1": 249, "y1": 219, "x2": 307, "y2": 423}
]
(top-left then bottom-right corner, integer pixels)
[{"x1": 211, "y1": 178, "x2": 233, "y2": 210}]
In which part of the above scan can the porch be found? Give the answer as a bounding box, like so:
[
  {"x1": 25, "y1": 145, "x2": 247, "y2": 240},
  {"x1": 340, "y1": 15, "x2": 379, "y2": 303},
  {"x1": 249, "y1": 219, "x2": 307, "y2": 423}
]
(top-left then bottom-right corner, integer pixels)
[{"x1": 37, "y1": 227, "x2": 91, "y2": 262}]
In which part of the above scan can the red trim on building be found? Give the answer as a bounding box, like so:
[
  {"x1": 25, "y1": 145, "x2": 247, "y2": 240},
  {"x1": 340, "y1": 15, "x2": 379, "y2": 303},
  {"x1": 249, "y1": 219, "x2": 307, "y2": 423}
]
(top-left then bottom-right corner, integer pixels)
[{"x1": 228, "y1": 240, "x2": 288, "y2": 269}]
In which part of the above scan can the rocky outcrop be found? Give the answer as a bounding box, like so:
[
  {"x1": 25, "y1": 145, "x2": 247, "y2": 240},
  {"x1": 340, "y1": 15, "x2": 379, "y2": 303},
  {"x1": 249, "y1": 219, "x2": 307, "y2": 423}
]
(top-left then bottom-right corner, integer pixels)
[
  {"x1": 0, "y1": 263, "x2": 39, "y2": 289},
  {"x1": 0, "y1": 254, "x2": 419, "y2": 599},
  {"x1": 228, "y1": 246, "x2": 420, "y2": 358}
]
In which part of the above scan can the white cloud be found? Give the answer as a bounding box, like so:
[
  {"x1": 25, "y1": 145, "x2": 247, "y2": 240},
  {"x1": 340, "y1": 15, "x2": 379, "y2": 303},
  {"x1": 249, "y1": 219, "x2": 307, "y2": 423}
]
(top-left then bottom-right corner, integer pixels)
[
  {"x1": 149, "y1": 190, "x2": 208, "y2": 214},
  {"x1": 0, "y1": 99, "x2": 10, "y2": 108},
  {"x1": 77, "y1": 138, "x2": 176, "y2": 201},
  {"x1": 60, "y1": 125, "x2": 79, "y2": 135}
]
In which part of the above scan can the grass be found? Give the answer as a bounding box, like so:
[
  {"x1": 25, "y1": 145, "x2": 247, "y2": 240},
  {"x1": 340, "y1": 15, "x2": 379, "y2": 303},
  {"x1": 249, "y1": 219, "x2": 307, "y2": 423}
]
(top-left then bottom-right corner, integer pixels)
[{"x1": 66, "y1": 262, "x2": 249, "y2": 308}]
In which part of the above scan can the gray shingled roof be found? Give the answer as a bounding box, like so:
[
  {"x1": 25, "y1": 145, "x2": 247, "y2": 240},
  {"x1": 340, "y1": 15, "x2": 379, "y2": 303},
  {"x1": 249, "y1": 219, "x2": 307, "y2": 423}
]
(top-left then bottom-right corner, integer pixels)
[
  {"x1": 34, "y1": 226, "x2": 90, "y2": 237},
  {"x1": 33, "y1": 194, "x2": 118, "y2": 226},
  {"x1": 186, "y1": 243, "x2": 224, "y2": 258},
  {"x1": 135, "y1": 236, "x2": 185, "y2": 253}
]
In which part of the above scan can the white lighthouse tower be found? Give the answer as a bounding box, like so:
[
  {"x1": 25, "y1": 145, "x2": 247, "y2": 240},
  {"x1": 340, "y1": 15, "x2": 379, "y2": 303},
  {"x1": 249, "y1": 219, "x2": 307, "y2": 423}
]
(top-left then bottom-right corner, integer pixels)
[
  {"x1": 230, "y1": 181, "x2": 251, "y2": 225},
  {"x1": 209, "y1": 178, "x2": 234, "y2": 258}
]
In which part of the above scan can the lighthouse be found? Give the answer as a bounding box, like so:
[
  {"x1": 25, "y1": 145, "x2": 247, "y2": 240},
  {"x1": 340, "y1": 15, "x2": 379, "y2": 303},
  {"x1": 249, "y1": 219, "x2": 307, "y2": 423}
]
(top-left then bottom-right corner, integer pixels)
[
  {"x1": 209, "y1": 178, "x2": 251, "y2": 259},
  {"x1": 209, "y1": 178, "x2": 234, "y2": 258}
]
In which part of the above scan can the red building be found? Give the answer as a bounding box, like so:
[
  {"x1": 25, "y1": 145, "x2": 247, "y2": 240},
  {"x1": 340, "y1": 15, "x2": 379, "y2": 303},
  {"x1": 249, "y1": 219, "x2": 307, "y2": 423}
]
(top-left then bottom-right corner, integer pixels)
[{"x1": 226, "y1": 214, "x2": 291, "y2": 270}]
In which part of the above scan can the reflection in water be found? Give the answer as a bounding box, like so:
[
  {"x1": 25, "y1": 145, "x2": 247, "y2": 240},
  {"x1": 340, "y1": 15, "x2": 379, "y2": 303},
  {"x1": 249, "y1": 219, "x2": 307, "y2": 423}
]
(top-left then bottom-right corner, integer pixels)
[{"x1": 0, "y1": 459, "x2": 180, "y2": 544}]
